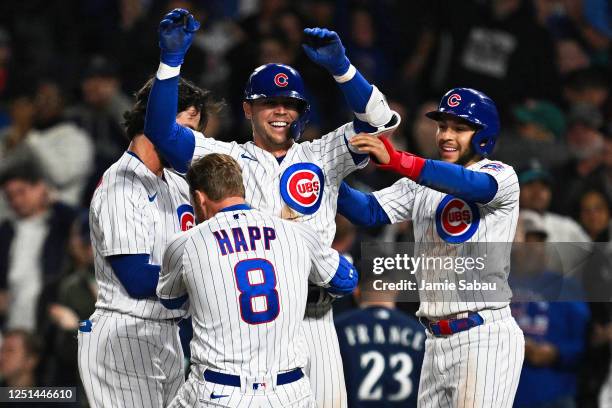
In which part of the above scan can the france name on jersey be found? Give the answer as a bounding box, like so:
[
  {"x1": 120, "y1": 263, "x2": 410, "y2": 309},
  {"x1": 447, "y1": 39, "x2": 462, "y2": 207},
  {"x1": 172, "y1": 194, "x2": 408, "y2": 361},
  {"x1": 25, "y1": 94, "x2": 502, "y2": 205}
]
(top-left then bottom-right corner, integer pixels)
[
  {"x1": 335, "y1": 307, "x2": 426, "y2": 408},
  {"x1": 373, "y1": 159, "x2": 520, "y2": 318},
  {"x1": 157, "y1": 207, "x2": 341, "y2": 378},
  {"x1": 190, "y1": 122, "x2": 366, "y2": 247},
  {"x1": 89, "y1": 152, "x2": 194, "y2": 319}
]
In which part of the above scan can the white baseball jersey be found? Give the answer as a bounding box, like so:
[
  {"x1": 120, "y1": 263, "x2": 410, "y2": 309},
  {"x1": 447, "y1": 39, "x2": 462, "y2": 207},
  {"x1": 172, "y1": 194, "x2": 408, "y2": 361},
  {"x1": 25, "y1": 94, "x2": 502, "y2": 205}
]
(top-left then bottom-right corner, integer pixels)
[
  {"x1": 159, "y1": 206, "x2": 340, "y2": 407},
  {"x1": 79, "y1": 151, "x2": 195, "y2": 408},
  {"x1": 191, "y1": 124, "x2": 366, "y2": 246},
  {"x1": 89, "y1": 151, "x2": 195, "y2": 319},
  {"x1": 186, "y1": 125, "x2": 364, "y2": 407},
  {"x1": 373, "y1": 159, "x2": 520, "y2": 318}
]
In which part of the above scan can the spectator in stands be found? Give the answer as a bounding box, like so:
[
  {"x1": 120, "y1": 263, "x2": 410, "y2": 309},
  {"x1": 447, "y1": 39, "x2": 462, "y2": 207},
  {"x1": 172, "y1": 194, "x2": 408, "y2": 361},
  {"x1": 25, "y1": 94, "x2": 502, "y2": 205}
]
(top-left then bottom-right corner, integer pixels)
[
  {"x1": 551, "y1": 103, "x2": 606, "y2": 214},
  {"x1": 519, "y1": 160, "x2": 590, "y2": 242},
  {"x1": 0, "y1": 162, "x2": 76, "y2": 331},
  {"x1": 511, "y1": 210, "x2": 591, "y2": 408},
  {"x1": 67, "y1": 55, "x2": 130, "y2": 204},
  {"x1": 37, "y1": 211, "x2": 95, "y2": 392},
  {"x1": 494, "y1": 100, "x2": 570, "y2": 169},
  {"x1": 578, "y1": 188, "x2": 612, "y2": 242},
  {"x1": 25, "y1": 80, "x2": 94, "y2": 207},
  {"x1": 0, "y1": 329, "x2": 42, "y2": 387}
]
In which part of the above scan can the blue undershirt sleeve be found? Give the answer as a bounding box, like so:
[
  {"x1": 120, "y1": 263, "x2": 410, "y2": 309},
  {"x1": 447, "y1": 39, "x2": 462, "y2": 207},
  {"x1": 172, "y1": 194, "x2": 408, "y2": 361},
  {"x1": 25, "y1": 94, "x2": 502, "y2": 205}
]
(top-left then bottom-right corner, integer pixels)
[
  {"x1": 144, "y1": 76, "x2": 196, "y2": 173},
  {"x1": 337, "y1": 70, "x2": 373, "y2": 113},
  {"x1": 418, "y1": 160, "x2": 498, "y2": 203},
  {"x1": 108, "y1": 254, "x2": 161, "y2": 299},
  {"x1": 337, "y1": 181, "x2": 390, "y2": 227}
]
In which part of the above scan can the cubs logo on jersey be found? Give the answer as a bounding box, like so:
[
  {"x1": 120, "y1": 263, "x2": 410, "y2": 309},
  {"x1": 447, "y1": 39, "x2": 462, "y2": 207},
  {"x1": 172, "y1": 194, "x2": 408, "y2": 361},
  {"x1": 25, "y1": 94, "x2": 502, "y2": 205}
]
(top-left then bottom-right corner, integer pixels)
[
  {"x1": 280, "y1": 163, "x2": 324, "y2": 215},
  {"x1": 435, "y1": 195, "x2": 480, "y2": 243},
  {"x1": 177, "y1": 204, "x2": 195, "y2": 231}
]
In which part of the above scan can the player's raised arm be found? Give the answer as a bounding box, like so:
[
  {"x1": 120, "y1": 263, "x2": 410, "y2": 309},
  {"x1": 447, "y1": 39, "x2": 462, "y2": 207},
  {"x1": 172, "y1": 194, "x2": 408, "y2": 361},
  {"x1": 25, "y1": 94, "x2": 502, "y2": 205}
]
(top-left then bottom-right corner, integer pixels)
[
  {"x1": 295, "y1": 222, "x2": 358, "y2": 297},
  {"x1": 143, "y1": 8, "x2": 200, "y2": 173},
  {"x1": 302, "y1": 27, "x2": 400, "y2": 136}
]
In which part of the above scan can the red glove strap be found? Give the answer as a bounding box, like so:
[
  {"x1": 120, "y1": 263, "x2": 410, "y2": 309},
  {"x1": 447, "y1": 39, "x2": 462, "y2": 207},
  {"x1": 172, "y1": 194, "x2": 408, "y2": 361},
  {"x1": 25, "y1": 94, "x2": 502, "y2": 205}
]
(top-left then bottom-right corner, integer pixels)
[{"x1": 376, "y1": 137, "x2": 426, "y2": 181}]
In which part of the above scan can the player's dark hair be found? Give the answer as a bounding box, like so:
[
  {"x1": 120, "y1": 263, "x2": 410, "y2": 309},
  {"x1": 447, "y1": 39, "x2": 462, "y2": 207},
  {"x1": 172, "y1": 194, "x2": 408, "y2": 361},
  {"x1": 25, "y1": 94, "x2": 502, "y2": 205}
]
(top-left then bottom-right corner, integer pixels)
[
  {"x1": 0, "y1": 161, "x2": 45, "y2": 187},
  {"x1": 123, "y1": 77, "x2": 223, "y2": 140},
  {"x1": 187, "y1": 154, "x2": 245, "y2": 201}
]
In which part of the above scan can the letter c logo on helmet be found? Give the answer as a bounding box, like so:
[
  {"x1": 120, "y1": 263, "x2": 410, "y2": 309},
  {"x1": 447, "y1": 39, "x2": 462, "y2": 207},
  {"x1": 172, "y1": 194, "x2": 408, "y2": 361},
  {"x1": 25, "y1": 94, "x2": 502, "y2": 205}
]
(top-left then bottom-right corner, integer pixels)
[
  {"x1": 447, "y1": 93, "x2": 461, "y2": 107},
  {"x1": 274, "y1": 73, "x2": 289, "y2": 87}
]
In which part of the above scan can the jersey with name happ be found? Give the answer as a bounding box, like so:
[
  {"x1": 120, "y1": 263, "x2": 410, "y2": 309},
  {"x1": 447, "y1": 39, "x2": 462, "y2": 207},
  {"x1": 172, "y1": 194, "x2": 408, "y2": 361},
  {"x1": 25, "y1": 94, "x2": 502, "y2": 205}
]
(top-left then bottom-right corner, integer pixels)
[{"x1": 158, "y1": 207, "x2": 340, "y2": 377}]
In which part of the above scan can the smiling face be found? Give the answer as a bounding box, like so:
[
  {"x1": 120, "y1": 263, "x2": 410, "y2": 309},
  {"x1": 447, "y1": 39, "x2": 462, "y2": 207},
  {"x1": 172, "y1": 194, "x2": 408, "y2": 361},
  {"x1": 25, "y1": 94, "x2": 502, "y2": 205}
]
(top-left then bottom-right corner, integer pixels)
[
  {"x1": 435, "y1": 116, "x2": 479, "y2": 166},
  {"x1": 243, "y1": 97, "x2": 302, "y2": 153}
]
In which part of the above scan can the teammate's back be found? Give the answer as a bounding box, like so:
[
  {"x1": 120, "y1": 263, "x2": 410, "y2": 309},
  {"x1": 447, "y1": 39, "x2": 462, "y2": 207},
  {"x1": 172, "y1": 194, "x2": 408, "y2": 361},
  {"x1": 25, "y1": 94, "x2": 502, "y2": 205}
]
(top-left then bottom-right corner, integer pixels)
[
  {"x1": 166, "y1": 207, "x2": 327, "y2": 376},
  {"x1": 159, "y1": 153, "x2": 358, "y2": 408}
]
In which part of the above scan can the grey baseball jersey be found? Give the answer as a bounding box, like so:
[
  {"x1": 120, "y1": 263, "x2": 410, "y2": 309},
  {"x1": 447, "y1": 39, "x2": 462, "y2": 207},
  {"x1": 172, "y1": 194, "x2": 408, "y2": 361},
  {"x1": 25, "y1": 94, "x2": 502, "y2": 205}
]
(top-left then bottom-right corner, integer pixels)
[
  {"x1": 79, "y1": 151, "x2": 194, "y2": 407},
  {"x1": 158, "y1": 206, "x2": 341, "y2": 407},
  {"x1": 372, "y1": 159, "x2": 524, "y2": 407},
  {"x1": 185, "y1": 125, "x2": 365, "y2": 407}
]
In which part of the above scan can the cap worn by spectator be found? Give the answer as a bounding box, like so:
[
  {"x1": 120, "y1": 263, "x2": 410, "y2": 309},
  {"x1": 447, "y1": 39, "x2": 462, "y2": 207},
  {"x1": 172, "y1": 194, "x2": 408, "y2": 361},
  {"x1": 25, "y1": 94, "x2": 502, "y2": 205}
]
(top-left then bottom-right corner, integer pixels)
[
  {"x1": 82, "y1": 55, "x2": 119, "y2": 80},
  {"x1": 518, "y1": 160, "x2": 553, "y2": 185},
  {"x1": 514, "y1": 101, "x2": 566, "y2": 139}
]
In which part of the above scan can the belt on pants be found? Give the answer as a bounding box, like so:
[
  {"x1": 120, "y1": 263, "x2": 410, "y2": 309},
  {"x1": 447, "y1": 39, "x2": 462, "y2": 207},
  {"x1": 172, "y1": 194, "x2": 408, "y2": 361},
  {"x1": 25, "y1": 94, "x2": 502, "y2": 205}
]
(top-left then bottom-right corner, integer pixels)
[
  {"x1": 203, "y1": 368, "x2": 303, "y2": 387},
  {"x1": 420, "y1": 312, "x2": 484, "y2": 336}
]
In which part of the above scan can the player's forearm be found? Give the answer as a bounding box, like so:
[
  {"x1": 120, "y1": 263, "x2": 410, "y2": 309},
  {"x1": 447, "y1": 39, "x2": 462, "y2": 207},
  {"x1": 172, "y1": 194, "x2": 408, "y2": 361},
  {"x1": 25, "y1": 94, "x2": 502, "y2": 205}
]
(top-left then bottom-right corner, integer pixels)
[
  {"x1": 337, "y1": 181, "x2": 390, "y2": 227},
  {"x1": 144, "y1": 66, "x2": 196, "y2": 173},
  {"x1": 108, "y1": 254, "x2": 160, "y2": 299},
  {"x1": 418, "y1": 161, "x2": 498, "y2": 203}
]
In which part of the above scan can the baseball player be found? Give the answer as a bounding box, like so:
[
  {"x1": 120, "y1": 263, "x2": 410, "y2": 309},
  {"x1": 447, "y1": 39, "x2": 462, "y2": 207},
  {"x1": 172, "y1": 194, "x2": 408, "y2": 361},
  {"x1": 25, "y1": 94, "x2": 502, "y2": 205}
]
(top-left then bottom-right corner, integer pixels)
[
  {"x1": 157, "y1": 153, "x2": 358, "y2": 407},
  {"x1": 143, "y1": 9, "x2": 400, "y2": 408},
  {"x1": 335, "y1": 275, "x2": 426, "y2": 408},
  {"x1": 337, "y1": 88, "x2": 525, "y2": 407},
  {"x1": 78, "y1": 77, "x2": 216, "y2": 407}
]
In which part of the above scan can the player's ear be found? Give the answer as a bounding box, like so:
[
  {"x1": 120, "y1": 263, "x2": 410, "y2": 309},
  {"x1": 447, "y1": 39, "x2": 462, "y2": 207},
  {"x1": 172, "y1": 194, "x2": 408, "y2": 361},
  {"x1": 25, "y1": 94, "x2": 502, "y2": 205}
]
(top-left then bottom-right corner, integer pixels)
[{"x1": 243, "y1": 102, "x2": 252, "y2": 120}]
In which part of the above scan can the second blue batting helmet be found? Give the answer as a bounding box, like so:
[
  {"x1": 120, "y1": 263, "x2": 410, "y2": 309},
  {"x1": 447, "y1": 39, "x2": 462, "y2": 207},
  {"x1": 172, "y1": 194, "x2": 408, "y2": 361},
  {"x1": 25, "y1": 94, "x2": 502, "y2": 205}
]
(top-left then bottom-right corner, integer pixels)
[
  {"x1": 244, "y1": 63, "x2": 310, "y2": 141},
  {"x1": 426, "y1": 88, "x2": 500, "y2": 156}
]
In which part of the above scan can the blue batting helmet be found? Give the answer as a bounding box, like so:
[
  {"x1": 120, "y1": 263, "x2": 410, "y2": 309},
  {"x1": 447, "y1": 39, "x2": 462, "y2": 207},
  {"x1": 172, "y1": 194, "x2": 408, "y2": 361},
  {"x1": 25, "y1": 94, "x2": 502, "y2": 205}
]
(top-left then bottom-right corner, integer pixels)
[
  {"x1": 426, "y1": 88, "x2": 500, "y2": 156},
  {"x1": 244, "y1": 63, "x2": 310, "y2": 141}
]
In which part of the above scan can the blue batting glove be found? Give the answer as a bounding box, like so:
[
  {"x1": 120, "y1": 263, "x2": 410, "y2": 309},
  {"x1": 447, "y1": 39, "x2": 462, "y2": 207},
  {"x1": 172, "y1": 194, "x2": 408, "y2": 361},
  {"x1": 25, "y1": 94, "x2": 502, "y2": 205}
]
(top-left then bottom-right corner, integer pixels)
[
  {"x1": 158, "y1": 8, "x2": 200, "y2": 67},
  {"x1": 302, "y1": 28, "x2": 350, "y2": 76}
]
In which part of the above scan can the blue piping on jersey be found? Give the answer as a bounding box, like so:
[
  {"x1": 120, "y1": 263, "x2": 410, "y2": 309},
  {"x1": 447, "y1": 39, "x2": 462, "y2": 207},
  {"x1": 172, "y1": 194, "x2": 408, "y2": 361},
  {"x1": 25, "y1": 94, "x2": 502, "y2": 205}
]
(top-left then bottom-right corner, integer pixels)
[{"x1": 219, "y1": 204, "x2": 252, "y2": 212}]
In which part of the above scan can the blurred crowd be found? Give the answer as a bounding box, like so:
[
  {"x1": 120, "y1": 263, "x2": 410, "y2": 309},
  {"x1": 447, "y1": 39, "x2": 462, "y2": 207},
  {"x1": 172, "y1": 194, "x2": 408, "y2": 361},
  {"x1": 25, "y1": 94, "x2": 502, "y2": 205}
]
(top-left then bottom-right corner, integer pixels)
[{"x1": 0, "y1": 0, "x2": 609, "y2": 407}]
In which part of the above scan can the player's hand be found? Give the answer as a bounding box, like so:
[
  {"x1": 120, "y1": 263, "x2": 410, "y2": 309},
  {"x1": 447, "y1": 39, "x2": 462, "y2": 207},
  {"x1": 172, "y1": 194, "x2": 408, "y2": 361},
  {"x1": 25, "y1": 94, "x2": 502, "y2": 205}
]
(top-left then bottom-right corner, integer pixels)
[
  {"x1": 158, "y1": 8, "x2": 201, "y2": 67},
  {"x1": 302, "y1": 28, "x2": 350, "y2": 76},
  {"x1": 350, "y1": 134, "x2": 391, "y2": 164}
]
